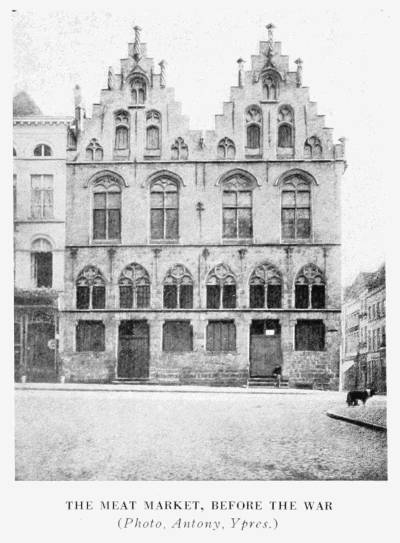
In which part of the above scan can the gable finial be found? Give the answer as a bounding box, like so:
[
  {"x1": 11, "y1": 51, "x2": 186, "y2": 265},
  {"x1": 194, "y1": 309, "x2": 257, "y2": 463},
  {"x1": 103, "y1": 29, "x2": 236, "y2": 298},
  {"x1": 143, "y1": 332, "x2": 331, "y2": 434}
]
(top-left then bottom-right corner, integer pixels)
[
  {"x1": 133, "y1": 25, "x2": 142, "y2": 62},
  {"x1": 237, "y1": 58, "x2": 245, "y2": 87},
  {"x1": 107, "y1": 66, "x2": 114, "y2": 90},
  {"x1": 159, "y1": 60, "x2": 166, "y2": 88},
  {"x1": 266, "y1": 23, "x2": 275, "y2": 52},
  {"x1": 295, "y1": 58, "x2": 303, "y2": 87}
]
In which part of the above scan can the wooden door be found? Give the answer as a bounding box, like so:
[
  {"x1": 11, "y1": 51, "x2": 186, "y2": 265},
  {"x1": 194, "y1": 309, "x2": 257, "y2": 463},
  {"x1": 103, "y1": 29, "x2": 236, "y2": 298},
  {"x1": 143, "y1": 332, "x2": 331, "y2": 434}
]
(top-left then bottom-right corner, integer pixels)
[
  {"x1": 250, "y1": 335, "x2": 282, "y2": 377},
  {"x1": 118, "y1": 321, "x2": 149, "y2": 379},
  {"x1": 27, "y1": 322, "x2": 56, "y2": 382}
]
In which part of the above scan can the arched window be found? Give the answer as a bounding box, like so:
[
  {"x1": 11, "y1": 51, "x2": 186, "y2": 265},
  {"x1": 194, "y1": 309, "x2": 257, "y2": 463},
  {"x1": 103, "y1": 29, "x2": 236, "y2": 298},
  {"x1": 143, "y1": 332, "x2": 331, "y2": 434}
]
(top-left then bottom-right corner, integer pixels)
[
  {"x1": 131, "y1": 76, "x2": 147, "y2": 104},
  {"x1": 262, "y1": 71, "x2": 280, "y2": 100},
  {"x1": 13, "y1": 147, "x2": 16, "y2": 157},
  {"x1": 76, "y1": 266, "x2": 106, "y2": 309},
  {"x1": 249, "y1": 263, "x2": 282, "y2": 308},
  {"x1": 92, "y1": 177, "x2": 121, "y2": 240},
  {"x1": 206, "y1": 264, "x2": 236, "y2": 309},
  {"x1": 146, "y1": 110, "x2": 161, "y2": 150},
  {"x1": 281, "y1": 175, "x2": 311, "y2": 240},
  {"x1": 31, "y1": 238, "x2": 52, "y2": 288},
  {"x1": 86, "y1": 139, "x2": 103, "y2": 161},
  {"x1": 114, "y1": 110, "x2": 129, "y2": 150},
  {"x1": 150, "y1": 178, "x2": 179, "y2": 240},
  {"x1": 171, "y1": 137, "x2": 188, "y2": 160},
  {"x1": 304, "y1": 136, "x2": 323, "y2": 159},
  {"x1": 222, "y1": 174, "x2": 254, "y2": 239},
  {"x1": 33, "y1": 144, "x2": 52, "y2": 157},
  {"x1": 163, "y1": 264, "x2": 193, "y2": 309},
  {"x1": 119, "y1": 263, "x2": 150, "y2": 308},
  {"x1": 295, "y1": 264, "x2": 325, "y2": 309},
  {"x1": 277, "y1": 106, "x2": 294, "y2": 149},
  {"x1": 246, "y1": 106, "x2": 262, "y2": 150},
  {"x1": 217, "y1": 138, "x2": 235, "y2": 159}
]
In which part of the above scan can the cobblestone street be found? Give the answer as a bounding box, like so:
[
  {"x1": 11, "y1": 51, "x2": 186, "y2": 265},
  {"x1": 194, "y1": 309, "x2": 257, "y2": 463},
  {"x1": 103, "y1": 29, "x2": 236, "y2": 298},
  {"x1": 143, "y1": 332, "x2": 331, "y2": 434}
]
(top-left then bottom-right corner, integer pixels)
[{"x1": 15, "y1": 388, "x2": 387, "y2": 480}]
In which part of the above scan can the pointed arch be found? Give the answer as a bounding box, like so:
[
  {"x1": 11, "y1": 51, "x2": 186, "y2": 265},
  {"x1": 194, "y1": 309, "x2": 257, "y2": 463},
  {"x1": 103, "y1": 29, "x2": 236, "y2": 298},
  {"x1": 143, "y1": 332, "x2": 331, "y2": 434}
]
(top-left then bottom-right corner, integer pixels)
[
  {"x1": 295, "y1": 263, "x2": 325, "y2": 309},
  {"x1": 249, "y1": 262, "x2": 282, "y2": 308},
  {"x1": 163, "y1": 264, "x2": 193, "y2": 308},
  {"x1": 119, "y1": 263, "x2": 150, "y2": 308},
  {"x1": 206, "y1": 264, "x2": 236, "y2": 309},
  {"x1": 76, "y1": 265, "x2": 106, "y2": 309}
]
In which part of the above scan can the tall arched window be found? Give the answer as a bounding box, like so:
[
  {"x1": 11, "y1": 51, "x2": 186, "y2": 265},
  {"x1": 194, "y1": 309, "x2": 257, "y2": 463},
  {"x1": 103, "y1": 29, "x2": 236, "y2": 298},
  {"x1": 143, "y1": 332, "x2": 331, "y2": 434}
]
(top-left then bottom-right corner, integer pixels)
[
  {"x1": 34, "y1": 144, "x2": 52, "y2": 157},
  {"x1": 217, "y1": 138, "x2": 236, "y2": 159},
  {"x1": 76, "y1": 266, "x2": 106, "y2": 309},
  {"x1": 295, "y1": 264, "x2": 325, "y2": 309},
  {"x1": 281, "y1": 175, "x2": 311, "y2": 240},
  {"x1": 277, "y1": 105, "x2": 294, "y2": 149},
  {"x1": 206, "y1": 264, "x2": 236, "y2": 309},
  {"x1": 249, "y1": 263, "x2": 282, "y2": 308},
  {"x1": 92, "y1": 177, "x2": 121, "y2": 240},
  {"x1": 222, "y1": 174, "x2": 254, "y2": 239},
  {"x1": 304, "y1": 136, "x2": 322, "y2": 159},
  {"x1": 131, "y1": 76, "x2": 147, "y2": 104},
  {"x1": 146, "y1": 110, "x2": 161, "y2": 150},
  {"x1": 86, "y1": 139, "x2": 103, "y2": 161},
  {"x1": 246, "y1": 106, "x2": 262, "y2": 150},
  {"x1": 150, "y1": 178, "x2": 179, "y2": 240},
  {"x1": 114, "y1": 110, "x2": 129, "y2": 150},
  {"x1": 163, "y1": 264, "x2": 193, "y2": 309},
  {"x1": 119, "y1": 263, "x2": 150, "y2": 308},
  {"x1": 31, "y1": 238, "x2": 52, "y2": 288}
]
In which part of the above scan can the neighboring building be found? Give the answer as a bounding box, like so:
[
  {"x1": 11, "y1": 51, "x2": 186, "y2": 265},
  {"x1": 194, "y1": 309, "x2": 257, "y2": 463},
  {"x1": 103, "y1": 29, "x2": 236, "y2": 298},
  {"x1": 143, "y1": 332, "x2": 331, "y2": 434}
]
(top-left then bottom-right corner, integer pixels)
[
  {"x1": 58, "y1": 24, "x2": 345, "y2": 388},
  {"x1": 13, "y1": 91, "x2": 70, "y2": 381},
  {"x1": 341, "y1": 264, "x2": 386, "y2": 392}
]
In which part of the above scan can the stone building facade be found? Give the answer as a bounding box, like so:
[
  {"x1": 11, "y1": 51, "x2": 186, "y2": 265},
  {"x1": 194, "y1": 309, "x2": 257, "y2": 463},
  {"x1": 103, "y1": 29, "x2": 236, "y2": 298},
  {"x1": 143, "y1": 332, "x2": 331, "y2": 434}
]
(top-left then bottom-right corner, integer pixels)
[
  {"x1": 59, "y1": 25, "x2": 345, "y2": 388},
  {"x1": 342, "y1": 264, "x2": 386, "y2": 392},
  {"x1": 13, "y1": 92, "x2": 70, "y2": 381}
]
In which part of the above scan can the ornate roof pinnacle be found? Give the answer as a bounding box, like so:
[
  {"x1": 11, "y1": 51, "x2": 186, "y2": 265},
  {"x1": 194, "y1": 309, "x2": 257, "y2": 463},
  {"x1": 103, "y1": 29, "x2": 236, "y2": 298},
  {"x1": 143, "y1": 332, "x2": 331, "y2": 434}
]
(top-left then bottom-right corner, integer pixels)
[{"x1": 133, "y1": 24, "x2": 142, "y2": 62}]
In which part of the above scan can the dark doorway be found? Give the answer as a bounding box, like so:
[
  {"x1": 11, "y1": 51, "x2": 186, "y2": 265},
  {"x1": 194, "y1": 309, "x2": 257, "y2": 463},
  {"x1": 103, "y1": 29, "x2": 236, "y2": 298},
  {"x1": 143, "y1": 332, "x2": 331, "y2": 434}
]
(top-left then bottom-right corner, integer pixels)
[
  {"x1": 118, "y1": 320, "x2": 149, "y2": 379},
  {"x1": 250, "y1": 319, "x2": 282, "y2": 377},
  {"x1": 27, "y1": 321, "x2": 57, "y2": 382}
]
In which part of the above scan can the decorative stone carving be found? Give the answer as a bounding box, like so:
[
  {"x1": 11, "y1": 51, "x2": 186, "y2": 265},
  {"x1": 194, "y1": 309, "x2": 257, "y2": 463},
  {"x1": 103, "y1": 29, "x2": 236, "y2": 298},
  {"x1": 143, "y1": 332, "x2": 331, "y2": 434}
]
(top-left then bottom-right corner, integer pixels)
[
  {"x1": 133, "y1": 25, "x2": 142, "y2": 62},
  {"x1": 296, "y1": 264, "x2": 325, "y2": 285},
  {"x1": 304, "y1": 136, "x2": 322, "y2": 159},
  {"x1": 295, "y1": 58, "x2": 303, "y2": 87},
  {"x1": 76, "y1": 266, "x2": 105, "y2": 286},
  {"x1": 164, "y1": 264, "x2": 193, "y2": 285},
  {"x1": 246, "y1": 106, "x2": 262, "y2": 124},
  {"x1": 207, "y1": 264, "x2": 236, "y2": 285},
  {"x1": 171, "y1": 137, "x2": 188, "y2": 160},
  {"x1": 159, "y1": 60, "x2": 166, "y2": 88},
  {"x1": 217, "y1": 137, "x2": 235, "y2": 159},
  {"x1": 107, "y1": 66, "x2": 114, "y2": 90},
  {"x1": 250, "y1": 262, "x2": 282, "y2": 284},
  {"x1": 119, "y1": 263, "x2": 150, "y2": 286}
]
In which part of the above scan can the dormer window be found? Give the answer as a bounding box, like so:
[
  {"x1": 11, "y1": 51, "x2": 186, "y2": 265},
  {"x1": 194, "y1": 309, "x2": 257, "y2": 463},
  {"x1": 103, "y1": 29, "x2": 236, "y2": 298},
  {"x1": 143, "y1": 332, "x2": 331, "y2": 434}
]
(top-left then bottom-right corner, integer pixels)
[
  {"x1": 245, "y1": 106, "x2": 262, "y2": 156},
  {"x1": 131, "y1": 76, "x2": 146, "y2": 105},
  {"x1": 277, "y1": 105, "x2": 294, "y2": 157},
  {"x1": 114, "y1": 110, "x2": 129, "y2": 150},
  {"x1": 146, "y1": 110, "x2": 161, "y2": 150}
]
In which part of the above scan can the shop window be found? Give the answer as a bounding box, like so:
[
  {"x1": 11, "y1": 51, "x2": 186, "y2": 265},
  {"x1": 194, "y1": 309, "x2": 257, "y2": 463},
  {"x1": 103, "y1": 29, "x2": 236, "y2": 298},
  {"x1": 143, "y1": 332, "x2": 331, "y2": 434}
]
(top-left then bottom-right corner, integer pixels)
[
  {"x1": 163, "y1": 321, "x2": 193, "y2": 352},
  {"x1": 295, "y1": 320, "x2": 325, "y2": 351},
  {"x1": 206, "y1": 320, "x2": 236, "y2": 352},
  {"x1": 76, "y1": 321, "x2": 105, "y2": 352}
]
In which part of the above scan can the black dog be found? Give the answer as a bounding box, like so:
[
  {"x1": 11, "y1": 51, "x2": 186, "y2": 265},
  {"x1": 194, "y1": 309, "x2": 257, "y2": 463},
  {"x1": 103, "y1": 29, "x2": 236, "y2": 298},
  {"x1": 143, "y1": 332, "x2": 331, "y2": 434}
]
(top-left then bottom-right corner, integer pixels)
[{"x1": 346, "y1": 388, "x2": 376, "y2": 406}]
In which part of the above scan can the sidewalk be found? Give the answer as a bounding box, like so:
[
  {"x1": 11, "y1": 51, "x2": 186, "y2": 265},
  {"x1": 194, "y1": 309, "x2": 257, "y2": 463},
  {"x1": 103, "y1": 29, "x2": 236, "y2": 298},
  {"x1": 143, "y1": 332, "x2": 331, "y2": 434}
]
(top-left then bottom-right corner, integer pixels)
[
  {"x1": 14, "y1": 382, "x2": 333, "y2": 395},
  {"x1": 326, "y1": 397, "x2": 387, "y2": 431}
]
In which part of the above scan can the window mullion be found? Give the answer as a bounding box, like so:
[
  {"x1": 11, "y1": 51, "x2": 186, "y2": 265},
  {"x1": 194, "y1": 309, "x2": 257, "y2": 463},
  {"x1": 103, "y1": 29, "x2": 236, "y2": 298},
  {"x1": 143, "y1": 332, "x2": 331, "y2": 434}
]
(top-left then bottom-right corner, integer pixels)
[
  {"x1": 177, "y1": 284, "x2": 180, "y2": 308},
  {"x1": 265, "y1": 284, "x2": 268, "y2": 309},
  {"x1": 220, "y1": 282, "x2": 223, "y2": 309}
]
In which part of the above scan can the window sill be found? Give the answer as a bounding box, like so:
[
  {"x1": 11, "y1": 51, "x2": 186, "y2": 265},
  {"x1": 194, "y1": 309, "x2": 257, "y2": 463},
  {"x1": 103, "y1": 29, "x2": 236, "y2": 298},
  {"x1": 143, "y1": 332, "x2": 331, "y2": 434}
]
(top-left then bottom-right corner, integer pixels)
[
  {"x1": 91, "y1": 240, "x2": 121, "y2": 245},
  {"x1": 222, "y1": 238, "x2": 253, "y2": 244},
  {"x1": 206, "y1": 350, "x2": 237, "y2": 354},
  {"x1": 128, "y1": 104, "x2": 145, "y2": 109},
  {"x1": 150, "y1": 239, "x2": 179, "y2": 244},
  {"x1": 144, "y1": 149, "x2": 161, "y2": 158}
]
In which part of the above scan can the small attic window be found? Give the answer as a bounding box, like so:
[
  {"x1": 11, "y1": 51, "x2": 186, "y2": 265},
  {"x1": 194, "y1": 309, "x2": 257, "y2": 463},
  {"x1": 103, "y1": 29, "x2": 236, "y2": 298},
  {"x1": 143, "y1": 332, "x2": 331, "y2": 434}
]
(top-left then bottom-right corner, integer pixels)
[
  {"x1": 34, "y1": 144, "x2": 52, "y2": 157},
  {"x1": 131, "y1": 76, "x2": 147, "y2": 105}
]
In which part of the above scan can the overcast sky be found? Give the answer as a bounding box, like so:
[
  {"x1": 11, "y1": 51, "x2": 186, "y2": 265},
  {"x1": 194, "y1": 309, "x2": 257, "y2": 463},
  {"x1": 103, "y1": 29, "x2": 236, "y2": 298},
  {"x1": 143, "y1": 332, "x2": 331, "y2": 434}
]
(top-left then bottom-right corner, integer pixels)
[{"x1": 12, "y1": 2, "x2": 390, "y2": 285}]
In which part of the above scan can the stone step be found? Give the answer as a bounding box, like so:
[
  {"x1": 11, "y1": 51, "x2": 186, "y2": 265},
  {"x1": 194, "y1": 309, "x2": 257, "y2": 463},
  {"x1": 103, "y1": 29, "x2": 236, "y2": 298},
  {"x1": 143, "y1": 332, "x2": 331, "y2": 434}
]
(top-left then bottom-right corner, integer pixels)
[{"x1": 247, "y1": 377, "x2": 289, "y2": 388}]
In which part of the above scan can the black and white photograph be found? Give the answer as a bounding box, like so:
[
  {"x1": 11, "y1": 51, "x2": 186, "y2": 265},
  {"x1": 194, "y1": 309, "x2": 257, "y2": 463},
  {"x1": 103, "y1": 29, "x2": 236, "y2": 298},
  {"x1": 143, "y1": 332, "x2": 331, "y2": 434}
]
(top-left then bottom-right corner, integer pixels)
[{"x1": 5, "y1": 0, "x2": 397, "y2": 540}]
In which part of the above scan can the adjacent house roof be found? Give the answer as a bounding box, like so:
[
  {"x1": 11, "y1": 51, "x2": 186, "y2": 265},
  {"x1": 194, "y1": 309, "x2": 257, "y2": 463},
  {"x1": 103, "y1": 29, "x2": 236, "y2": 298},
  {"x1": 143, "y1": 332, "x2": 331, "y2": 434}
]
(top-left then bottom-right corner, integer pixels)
[
  {"x1": 13, "y1": 91, "x2": 42, "y2": 116},
  {"x1": 344, "y1": 264, "x2": 385, "y2": 301}
]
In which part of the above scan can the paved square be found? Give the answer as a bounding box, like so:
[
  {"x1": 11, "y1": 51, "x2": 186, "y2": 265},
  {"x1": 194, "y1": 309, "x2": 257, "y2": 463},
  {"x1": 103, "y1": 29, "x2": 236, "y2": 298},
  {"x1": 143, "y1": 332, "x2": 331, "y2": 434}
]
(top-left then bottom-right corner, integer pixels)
[{"x1": 15, "y1": 389, "x2": 387, "y2": 480}]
